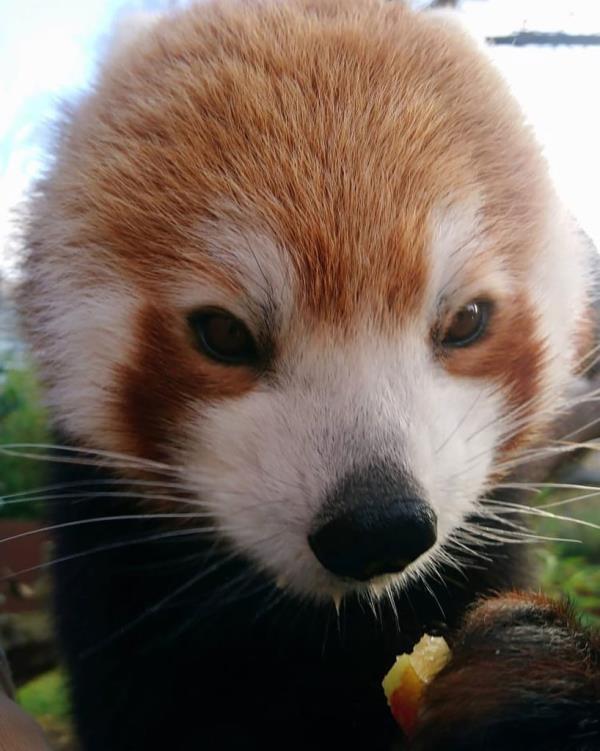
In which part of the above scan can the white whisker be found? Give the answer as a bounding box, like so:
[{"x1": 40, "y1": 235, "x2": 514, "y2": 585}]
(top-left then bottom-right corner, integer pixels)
[{"x1": 0, "y1": 513, "x2": 215, "y2": 545}]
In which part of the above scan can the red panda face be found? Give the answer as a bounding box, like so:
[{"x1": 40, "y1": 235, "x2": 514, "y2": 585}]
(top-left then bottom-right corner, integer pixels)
[{"x1": 21, "y1": 0, "x2": 590, "y2": 601}]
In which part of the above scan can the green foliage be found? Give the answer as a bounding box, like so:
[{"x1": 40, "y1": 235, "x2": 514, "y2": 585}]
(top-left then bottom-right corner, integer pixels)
[
  {"x1": 533, "y1": 495, "x2": 600, "y2": 627},
  {"x1": 530, "y1": 493, "x2": 600, "y2": 625},
  {"x1": 17, "y1": 669, "x2": 70, "y2": 720},
  {"x1": 539, "y1": 551, "x2": 600, "y2": 627},
  {"x1": 0, "y1": 365, "x2": 50, "y2": 518}
]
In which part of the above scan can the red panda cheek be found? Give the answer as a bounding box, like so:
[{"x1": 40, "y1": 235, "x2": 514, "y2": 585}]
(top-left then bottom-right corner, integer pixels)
[
  {"x1": 114, "y1": 303, "x2": 258, "y2": 462},
  {"x1": 442, "y1": 295, "x2": 546, "y2": 456}
]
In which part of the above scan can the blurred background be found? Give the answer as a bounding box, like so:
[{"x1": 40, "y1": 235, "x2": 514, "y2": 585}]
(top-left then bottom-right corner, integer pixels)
[{"x1": 1, "y1": 1, "x2": 599, "y2": 748}]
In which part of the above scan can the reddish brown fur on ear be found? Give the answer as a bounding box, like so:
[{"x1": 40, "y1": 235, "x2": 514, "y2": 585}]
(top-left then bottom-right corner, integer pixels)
[{"x1": 412, "y1": 592, "x2": 600, "y2": 751}]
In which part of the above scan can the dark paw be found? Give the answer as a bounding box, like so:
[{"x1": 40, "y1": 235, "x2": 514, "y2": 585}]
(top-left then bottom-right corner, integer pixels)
[{"x1": 411, "y1": 593, "x2": 600, "y2": 751}]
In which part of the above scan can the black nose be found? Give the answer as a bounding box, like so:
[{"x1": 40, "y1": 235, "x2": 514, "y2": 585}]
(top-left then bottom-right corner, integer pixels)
[{"x1": 308, "y1": 466, "x2": 437, "y2": 581}]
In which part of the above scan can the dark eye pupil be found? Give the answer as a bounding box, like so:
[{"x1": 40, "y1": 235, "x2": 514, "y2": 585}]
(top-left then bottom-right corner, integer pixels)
[
  {"x1": 206, "y1": 316, "x2": 246, "y2": 355},
  {"x1": 443, "y1": 301, "x2": 489, "y2": 347},
  {"x1": 452, "y1": 304, "x2": 479, "y2": 336},
  {"x1": 189, "y1": 311, "x2": 257, "y2": 364}
]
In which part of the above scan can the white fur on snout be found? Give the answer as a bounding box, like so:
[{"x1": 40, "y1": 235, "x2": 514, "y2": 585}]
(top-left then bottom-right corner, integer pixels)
[{"x1": 181, "y1": 332, "x2": 504, "y2": 602}]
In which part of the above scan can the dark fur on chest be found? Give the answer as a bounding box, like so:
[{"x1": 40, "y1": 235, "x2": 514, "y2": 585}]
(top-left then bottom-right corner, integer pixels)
[{"x1": 48, "y1": 451, "x2": 530, "y2": 751}]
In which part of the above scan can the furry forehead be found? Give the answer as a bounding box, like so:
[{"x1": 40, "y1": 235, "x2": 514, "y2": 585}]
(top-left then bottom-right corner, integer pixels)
[{"x1": 43, "y1": 0, "x2": 550, "y2": 320}]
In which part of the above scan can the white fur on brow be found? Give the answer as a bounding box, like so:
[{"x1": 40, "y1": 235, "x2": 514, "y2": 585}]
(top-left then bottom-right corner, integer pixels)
[
  {"x1": 427, "y1": 199, "x2": 515, "y2": 315},
  {"x1": 184, "y1": 215, "x2": 297, "y2": 332}
]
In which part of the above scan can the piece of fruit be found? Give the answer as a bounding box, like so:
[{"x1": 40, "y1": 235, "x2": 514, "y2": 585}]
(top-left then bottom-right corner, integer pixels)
[{"x1": 382, "y1": 634, "x2": 450, "y2": 736}]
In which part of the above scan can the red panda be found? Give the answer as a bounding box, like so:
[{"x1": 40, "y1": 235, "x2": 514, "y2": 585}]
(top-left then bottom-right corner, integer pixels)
[{"x1": 17, "y1": 1, "x2": 599, "y2": 749}]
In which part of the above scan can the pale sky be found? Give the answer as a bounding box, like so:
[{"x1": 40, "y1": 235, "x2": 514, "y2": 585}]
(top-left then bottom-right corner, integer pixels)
[
  {"x1": 1, "y1": 0, "x2": 599, "y2": 276},
  {"x1": 0, "y1": 0, "x2": 171, "y2": 275}
]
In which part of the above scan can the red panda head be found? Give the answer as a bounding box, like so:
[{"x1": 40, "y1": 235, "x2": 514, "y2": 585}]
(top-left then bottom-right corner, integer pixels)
[{"x1": 20, "y1": 0, "x2": 591, "y2": 601}]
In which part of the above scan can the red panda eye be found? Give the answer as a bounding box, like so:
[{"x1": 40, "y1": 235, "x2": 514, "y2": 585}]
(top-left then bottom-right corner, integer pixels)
[
  {"x1": 188, "y1": 309, "x2": 258, "y2": 365},
  {"x1": 442, "y1": 301, "x2": 491, "y2": 348}
]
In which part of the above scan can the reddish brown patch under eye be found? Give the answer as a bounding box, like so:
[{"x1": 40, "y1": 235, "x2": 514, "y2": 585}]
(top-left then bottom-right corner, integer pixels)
[
  {"x1": 442, "y1": 294, "x2": 546, "y2": 455},
  {"x1": 115, "y1": 303, "x2": 259, "y2": 462}
]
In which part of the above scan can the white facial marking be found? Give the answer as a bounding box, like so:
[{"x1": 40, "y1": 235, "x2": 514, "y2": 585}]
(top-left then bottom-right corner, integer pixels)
[
  {"x1": 427, "y1": 199, "x2": 514, "y2": 313},
  {"x1": 181, "y1": 327, "x2": 503, "y2": 602},
  {"x1": 175, "y1": 214, "x2": 296, "y2": 335},
  {"x1": 527, "y1": 199, "x2": 589, "y2": 404},
  {"x1": 19, "y1": 204, "x2": 138, "y2": 446}
]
